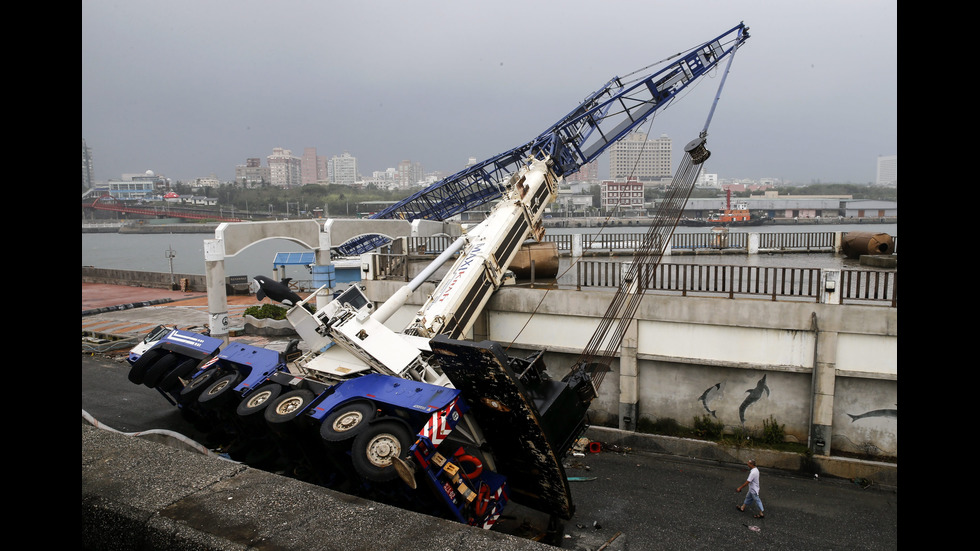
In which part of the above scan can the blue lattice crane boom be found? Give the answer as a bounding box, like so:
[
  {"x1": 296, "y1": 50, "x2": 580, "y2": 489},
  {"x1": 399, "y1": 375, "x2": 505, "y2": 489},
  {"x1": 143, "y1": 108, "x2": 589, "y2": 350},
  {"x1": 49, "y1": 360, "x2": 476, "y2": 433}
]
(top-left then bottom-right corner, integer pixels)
[{"x1": 336, "y1": 23, "x2": 749, "y2": 255}]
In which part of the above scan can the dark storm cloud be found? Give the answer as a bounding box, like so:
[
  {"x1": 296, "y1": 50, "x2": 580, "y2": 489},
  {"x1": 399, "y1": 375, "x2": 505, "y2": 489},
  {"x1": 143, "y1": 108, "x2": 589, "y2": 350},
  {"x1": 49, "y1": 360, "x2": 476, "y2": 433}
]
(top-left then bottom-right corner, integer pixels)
[{"x1": 82, "y1": 0, "x2": 896, "y2": 184}]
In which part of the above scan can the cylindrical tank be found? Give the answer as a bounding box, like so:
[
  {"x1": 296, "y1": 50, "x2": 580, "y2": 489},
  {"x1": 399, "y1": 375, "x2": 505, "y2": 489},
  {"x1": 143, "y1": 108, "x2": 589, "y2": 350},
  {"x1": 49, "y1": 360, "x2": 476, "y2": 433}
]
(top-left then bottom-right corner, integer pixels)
[
  {"x1": 508, "y1": 241, "x2": 559, "y2": 279},
  {"x1": 841, "y1": 232, "x2": 894, "y2": 259}
]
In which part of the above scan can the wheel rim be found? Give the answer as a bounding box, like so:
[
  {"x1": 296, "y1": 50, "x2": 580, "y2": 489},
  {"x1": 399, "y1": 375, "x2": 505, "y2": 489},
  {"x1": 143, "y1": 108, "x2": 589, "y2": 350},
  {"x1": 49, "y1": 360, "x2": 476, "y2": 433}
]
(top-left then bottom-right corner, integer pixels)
[
  {"x1": 332, "y1": 411, "x2": 364, "y2": 433},
  {"x1": 275, "y1": 396, "x2": 306, "y2": 416},
  {"x1": 364, "y1": 432, "x2": 402, "y2": 468},
  {"x1": 245, "y1": 389, "x2": 274, "y2": 409},
  {"x1": 188, "y1": 371, "x2": 213, "y2": 390},
  {"x1": 206, "y1": 378, "x2": 231, "y2": 397}
]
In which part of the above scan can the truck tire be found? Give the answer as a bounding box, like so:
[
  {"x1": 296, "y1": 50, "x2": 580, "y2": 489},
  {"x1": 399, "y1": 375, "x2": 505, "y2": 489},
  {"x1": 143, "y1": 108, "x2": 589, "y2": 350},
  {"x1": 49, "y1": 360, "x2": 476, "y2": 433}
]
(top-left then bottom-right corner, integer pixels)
[
  {"x1": 158, "y1": 358, "x2": 199, "y2": 392},
  {"x1": 351, "y1": 421, "x2": 412, "y2": 483},
  {"x1": 142, "y1": 353, "x2": 180, "y2": 388},
  {"x1": 179, "y1": 367, "x2": 220, "y2": 404},
  {"x1": 320, "y1": 401, "x2": 376, "y2": 444},
  {"x1": 265, "y1": 389, "x2": 315, "y2": 426},
  {"x1": 198, "y1": 373, "x2": 242, "y2": 406},
  {"x1": 127, "y1": 349, "x2": 165, "y2": 384},
  {"x1": 236, "y1": 384, "x2": 283, "y2": 417}
]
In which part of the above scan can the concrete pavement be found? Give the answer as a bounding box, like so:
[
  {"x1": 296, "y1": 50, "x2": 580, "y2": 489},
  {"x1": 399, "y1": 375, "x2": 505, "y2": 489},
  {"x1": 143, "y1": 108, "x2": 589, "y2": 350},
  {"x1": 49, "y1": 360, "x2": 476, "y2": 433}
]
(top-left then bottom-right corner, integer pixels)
[{"x1": 82, "y1": 283, "x2": 306, "y2": 353}]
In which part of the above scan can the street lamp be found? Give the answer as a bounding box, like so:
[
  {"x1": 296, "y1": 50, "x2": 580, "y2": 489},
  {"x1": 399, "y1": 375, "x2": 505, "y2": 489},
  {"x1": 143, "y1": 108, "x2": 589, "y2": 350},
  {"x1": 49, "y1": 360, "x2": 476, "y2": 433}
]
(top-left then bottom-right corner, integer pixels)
[{"x1": 166, "y1": 245, "x2": 177, "y2": 290}]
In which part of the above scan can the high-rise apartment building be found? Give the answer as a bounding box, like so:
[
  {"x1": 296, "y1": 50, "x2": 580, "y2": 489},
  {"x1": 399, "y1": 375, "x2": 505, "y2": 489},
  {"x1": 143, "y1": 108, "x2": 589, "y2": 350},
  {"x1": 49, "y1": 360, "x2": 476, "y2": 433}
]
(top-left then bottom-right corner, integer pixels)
[
  {"x1": 302, "y1": 147, "x2": 328, "y2": 185},
  {"x1": 608, "y1": 132, "x2": 672, "y2": 181},
  {"x1": 397, "y1": 160, "x2": 424, "y2": 188},
  {"x1": 235, "y1": 158, "x2": 271, "y2": 186},
  {"x1": 876, "y1": 155, "x2": 897, "y2": 187},
  {"x1": 82, "y1": 138, "x2": 95, "y2": 190},
  {"x1": 330, "y1": 152, "x2": 358, "y2": 186},
  {"x1": 268, "y1": 147, "x2": 302, "y2": 188}
]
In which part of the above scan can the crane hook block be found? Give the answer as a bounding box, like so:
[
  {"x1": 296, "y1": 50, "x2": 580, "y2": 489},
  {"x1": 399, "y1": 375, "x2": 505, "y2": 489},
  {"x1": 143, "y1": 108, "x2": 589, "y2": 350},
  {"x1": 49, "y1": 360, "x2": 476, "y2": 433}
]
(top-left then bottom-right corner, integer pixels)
[{"x1": 684, "y1": 137, "x2": 711, "y2": 165}]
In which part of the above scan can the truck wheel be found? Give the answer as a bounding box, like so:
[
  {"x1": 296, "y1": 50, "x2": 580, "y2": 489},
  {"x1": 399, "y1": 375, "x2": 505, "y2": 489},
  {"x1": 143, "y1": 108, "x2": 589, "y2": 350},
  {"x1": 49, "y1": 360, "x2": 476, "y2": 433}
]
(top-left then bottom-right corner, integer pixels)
[
  {"x1": 321, "y1": 401, "x2": 376, "y2": 443},
  {"x1": 236, "y1": 384, "x2": 283, "y2": 417},
  {"x1": 127, "y1": 349, "x2": 165, "y2": 384},
  {"x1": 351, "y1": 421, "x2": 412, "y2": 483},
  {"x1": 158, "y1": 358, "x2": 199, "y2": 392},
  {"x1": 198, "y1": 373, "x2": 242, "y2": 406},
  {"x1": 142, "y1": 353, "x2": 180, "y2": 388},
  {"x1": 178, "y1": 367, "x2": 219, "y2": 404},
  {"x1": 265, "y1": 389, "x2": 315, "y2": 426}
]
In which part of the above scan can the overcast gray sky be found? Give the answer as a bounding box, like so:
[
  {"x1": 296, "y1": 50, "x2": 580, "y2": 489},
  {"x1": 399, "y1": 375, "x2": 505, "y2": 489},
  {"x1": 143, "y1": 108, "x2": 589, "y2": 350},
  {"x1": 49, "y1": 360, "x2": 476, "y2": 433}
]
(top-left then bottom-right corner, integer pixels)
[{"x1": 82, "y1": 0, "x2": 897, "y2": 185}]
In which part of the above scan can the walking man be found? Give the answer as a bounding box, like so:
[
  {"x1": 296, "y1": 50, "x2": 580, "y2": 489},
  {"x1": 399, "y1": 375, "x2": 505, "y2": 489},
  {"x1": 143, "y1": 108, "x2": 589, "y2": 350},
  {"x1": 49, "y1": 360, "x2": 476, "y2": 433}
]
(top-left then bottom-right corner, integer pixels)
[{"x1": 735, "y1": 458, "x2": 765, "y2": 518}]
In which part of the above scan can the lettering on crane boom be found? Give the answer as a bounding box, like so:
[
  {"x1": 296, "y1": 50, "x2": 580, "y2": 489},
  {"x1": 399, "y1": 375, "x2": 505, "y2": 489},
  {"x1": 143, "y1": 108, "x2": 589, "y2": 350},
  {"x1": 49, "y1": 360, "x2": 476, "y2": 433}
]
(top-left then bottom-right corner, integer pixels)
[{"x1": 437, "y1": 242, "x2": 484, "y2": 303}]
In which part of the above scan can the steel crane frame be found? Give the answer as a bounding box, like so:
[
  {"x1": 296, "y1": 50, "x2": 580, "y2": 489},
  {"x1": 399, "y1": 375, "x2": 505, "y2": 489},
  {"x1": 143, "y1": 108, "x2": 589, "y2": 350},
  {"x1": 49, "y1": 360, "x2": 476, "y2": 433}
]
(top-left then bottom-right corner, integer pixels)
[{"x1": 338, "y1": 22, "x2": 749, "y2": 255}]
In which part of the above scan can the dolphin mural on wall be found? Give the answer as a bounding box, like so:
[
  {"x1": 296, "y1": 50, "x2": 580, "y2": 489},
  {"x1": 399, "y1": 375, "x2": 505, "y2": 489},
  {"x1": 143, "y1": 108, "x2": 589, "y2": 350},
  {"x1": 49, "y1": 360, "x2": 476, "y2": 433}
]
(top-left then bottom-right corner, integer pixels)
[
  {"x1": 738, "y1": 374, "x2": 770, "y2": 424},
  {"x1": 847, "y1": 405, "x2": 897, "y2": 422},
  {"x1": 698, "y1": 383, "x2": 724, "y2": 418},
  {"x1": 252, "y1": 275, "x2": 303, "y2": 306}
]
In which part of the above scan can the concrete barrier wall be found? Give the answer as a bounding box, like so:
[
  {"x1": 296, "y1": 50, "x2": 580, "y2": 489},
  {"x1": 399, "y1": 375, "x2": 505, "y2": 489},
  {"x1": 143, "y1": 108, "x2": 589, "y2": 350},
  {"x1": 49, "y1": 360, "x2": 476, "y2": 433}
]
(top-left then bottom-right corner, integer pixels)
[
  {"x1": 364, "y1": 280, "x2": 898, "y2": 461},
  {"x1": 82, "y1": 267, "x2": 210, "y2": 292},
  {"x1": 81, "y1": 424, "x2": 555, "y2": 551}
]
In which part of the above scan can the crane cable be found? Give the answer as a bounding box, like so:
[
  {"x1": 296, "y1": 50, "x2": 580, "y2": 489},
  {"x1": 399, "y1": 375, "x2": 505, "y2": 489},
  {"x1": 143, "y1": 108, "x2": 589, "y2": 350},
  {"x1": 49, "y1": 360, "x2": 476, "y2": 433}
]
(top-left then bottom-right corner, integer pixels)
[
  {"x1": 575, "y1": 28, "x2": 746, "y2": 389},
  {"x1": 576, "y1": 147, "x2": 706, "y2": 388},
  {"x1": 504, "y1": 26, "x2": 747, "y2": 366},
  {"x1": 502, "y1": 111, "x2": 658, "y2": 354}
]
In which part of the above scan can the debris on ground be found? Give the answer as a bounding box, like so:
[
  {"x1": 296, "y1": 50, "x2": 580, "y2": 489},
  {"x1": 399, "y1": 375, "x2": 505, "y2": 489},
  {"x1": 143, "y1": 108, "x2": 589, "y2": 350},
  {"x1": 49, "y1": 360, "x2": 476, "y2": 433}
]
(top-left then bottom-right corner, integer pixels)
[
  {"x1": 852, "y1": 477, "x2": 873, "y2": 489},
  {"x1": 598, "y1": 442, "x2": 632, "y2": 454},
  {"x1": 597, "y1": 530, "x2": 621, "y2": 550}
]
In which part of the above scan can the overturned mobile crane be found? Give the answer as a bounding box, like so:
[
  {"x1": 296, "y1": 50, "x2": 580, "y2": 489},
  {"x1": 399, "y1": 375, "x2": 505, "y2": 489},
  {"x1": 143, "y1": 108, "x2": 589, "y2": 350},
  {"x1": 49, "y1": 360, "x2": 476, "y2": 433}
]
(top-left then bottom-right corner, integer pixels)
[{"x1": 124, "y1": 23, "x2": 750, "y2": 532}]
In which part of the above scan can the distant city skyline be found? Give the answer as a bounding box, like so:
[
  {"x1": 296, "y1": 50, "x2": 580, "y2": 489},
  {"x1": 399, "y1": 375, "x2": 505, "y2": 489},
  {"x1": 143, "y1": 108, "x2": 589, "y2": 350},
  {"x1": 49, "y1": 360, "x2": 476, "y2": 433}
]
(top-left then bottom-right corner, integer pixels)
[
  {"x1": 84, "y1": 140, "x2": 892, "y2": 189},
  {"x1": 82, "y1": 1, "x2": 896, "y2": 186}
]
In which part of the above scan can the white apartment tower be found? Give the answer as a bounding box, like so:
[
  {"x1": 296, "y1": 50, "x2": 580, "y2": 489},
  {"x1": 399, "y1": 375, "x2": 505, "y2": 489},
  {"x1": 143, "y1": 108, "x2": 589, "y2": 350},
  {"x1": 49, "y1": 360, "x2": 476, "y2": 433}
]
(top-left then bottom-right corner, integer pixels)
[
  {"x1": 876, "y1": 155, "x2": 897, "y2": 187},
  {"x1": 608, "y1": 132, "x2": 672, "y2": 181},
  {"x1": 267, "y1": 147, "x2": 302, "y2": 188},
  {"x1": 330, "y1": 152, "x2": 358, "y2": 186}
]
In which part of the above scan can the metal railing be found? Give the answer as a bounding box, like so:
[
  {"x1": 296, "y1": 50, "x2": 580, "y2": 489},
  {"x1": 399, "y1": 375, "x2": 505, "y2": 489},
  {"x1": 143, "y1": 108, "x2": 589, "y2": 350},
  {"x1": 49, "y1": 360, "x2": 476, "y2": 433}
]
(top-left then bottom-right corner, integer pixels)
[
  {"x1": 359, "y1": 232, "x2": 898, "y2": 307},
  {"x1": 567, "y1": 260, "x2": 896, "y2": 306},
  {"x1": 758, "y1": 231, "x2": 837, "y2": 251},
  {"x1": 406, "y1": 231, "x2": 895, "y2": 256},
  {"x1": 571, "y1": 261, "x2": 824, "y2": 301},
  {"x1": 841, "y1": 269, "x2": 897, "y2": 307}
]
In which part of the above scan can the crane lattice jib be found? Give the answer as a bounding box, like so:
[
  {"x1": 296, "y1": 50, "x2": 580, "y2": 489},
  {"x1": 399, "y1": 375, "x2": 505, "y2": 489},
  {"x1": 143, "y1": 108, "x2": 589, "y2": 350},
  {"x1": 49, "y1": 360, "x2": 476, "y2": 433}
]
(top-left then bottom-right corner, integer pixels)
[{"x1": 338, "y1": 23, "x2": 749, "y2": 255}]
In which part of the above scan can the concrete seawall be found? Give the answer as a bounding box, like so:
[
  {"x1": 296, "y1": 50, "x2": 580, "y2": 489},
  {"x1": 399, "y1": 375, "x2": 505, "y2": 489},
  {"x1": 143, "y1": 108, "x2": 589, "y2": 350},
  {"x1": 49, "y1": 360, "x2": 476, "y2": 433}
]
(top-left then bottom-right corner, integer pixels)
[{"x1": 82, "y1": 267, "x2": 211, "y2": 293}]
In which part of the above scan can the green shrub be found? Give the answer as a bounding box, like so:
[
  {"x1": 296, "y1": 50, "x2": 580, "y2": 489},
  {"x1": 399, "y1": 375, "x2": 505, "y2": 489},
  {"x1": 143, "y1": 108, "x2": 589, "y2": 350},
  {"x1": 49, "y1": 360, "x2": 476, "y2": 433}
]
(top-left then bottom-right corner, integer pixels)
[
  {"x1": 693, "y1": 414, "x2": 724, "y2": 439},
  {"x1": 244, "y1": 304, "x2": 289, "y2": 320},
  {"x1": 725, "y1": 425, "x2": 750, "y2": 449},
  {"x1": 761, "y1": 415, "x2": 786, "y2": 445}
]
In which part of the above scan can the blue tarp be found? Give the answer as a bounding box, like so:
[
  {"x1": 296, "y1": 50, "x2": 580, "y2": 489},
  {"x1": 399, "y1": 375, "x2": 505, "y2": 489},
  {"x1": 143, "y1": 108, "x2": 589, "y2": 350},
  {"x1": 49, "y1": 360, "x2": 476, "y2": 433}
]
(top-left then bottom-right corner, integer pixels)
[{"x1": 272, "y1": 252, "x2": 315, "y2": 268}]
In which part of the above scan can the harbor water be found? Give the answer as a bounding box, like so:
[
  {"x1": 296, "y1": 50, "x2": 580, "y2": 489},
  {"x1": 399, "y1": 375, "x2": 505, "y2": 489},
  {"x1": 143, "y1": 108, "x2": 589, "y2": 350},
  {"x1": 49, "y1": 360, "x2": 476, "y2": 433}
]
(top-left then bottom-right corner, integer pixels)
[{"x1": 82, "y1": 222, "x2": 898, "y2": 283}]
